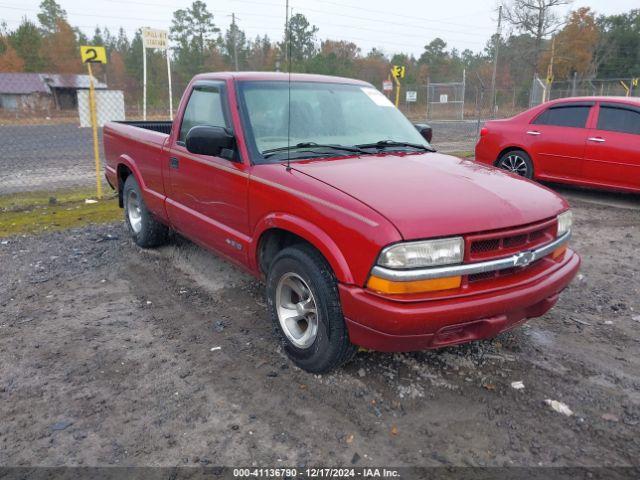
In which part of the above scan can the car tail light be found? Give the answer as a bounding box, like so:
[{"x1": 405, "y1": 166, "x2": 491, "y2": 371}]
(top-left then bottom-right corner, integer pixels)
[{"x1": 480, "y1": 127, "x2": 489, "y2": 137}]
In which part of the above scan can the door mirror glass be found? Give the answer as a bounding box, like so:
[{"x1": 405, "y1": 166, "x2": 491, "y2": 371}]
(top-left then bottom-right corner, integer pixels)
[
  {"x1": 185, "y1": 125, "x2": 235, "y2": 158},
  {"x1": 414, "y1": 123, "x2": 433, "y2": 143}
]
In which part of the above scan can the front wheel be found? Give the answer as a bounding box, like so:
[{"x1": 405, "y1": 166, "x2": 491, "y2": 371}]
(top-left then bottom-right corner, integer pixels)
[
  {"x1": 496, "y1": 150, "x2": 533, "y2": 179},
  {"x1": 266, "y1": 244, "x2": 356, "y2": 373}
]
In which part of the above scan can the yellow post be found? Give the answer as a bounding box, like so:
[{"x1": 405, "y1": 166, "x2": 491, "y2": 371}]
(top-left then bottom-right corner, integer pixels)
[
  {"x1": 393, "y1": 75, "x2": 401, "y2": 108},
  {"x1": 87, "y1": 63, "x2": 102, "y2": 199},
  {"x1": 619, "y1": 80, "x2": 630, "y2": 97}
]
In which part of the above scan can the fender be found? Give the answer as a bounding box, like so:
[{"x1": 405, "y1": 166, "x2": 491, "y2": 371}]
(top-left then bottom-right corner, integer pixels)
[
  {"x1": 116, "y1": 154, "x2": 169, "y2": 222},
  {"x1": 250, "y1": 213, "x2": 355, "y2": 285}
]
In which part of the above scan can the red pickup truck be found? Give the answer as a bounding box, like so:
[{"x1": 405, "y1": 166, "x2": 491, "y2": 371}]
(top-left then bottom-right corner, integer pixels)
[{"x1": 104, "y1": 72, "x2": 580, "y2": 373}]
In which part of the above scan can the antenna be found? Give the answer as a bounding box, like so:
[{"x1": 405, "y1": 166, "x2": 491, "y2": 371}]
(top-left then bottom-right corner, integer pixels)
[{"x1": 285, "y1": 0, "x2": 292, "y2": 171}]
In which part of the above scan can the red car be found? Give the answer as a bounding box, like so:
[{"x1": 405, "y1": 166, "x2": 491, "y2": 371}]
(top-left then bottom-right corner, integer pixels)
[
  {"x1": 104, "y1": 72, "x2": 579, "y2": 373},
  {"x1": 476, "y1": 96, "x2": 640, "y2": 193}
]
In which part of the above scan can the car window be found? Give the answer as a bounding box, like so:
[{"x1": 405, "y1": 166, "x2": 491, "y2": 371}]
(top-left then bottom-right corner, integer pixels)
[
  {"x1": 179, "y1": 85, "x2": 227, "y2": 143},
  {"x1": 533, "y1": 105, "x2": 590, "y2": 128},
  {"x1": 597, "y1": 106, "x2": 640, "y2": 135}
]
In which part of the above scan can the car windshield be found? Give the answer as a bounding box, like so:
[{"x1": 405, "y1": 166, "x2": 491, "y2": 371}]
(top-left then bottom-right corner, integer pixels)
[{"x1": 237, "y1": 80, "x2": 431, "y2": 163}]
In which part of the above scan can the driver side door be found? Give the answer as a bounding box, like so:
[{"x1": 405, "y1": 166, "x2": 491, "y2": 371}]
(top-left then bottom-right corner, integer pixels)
[{"x1": 165, "y1": 80, "x2": 250, "y2": 265}]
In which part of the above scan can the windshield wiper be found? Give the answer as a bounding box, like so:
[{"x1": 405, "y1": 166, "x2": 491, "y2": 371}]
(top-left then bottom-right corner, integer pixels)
[
  {"x1": 355, "y1": 140, "x2": 435, "y2": 152},
  {"x1": 262, "y1": 142, "x2": 367, "y2": 158}
]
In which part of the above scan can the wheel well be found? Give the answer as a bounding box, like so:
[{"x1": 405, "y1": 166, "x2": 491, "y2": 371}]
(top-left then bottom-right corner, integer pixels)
[
  {"x1": 116, "y1": 164, "x2": 133, "y2": 208},
  {"x1": 257, "y1": 228, "x2": 322, "y2": 276},
  {"x1": 495, "y1": 147, "x2": 526, "y2": 166}
]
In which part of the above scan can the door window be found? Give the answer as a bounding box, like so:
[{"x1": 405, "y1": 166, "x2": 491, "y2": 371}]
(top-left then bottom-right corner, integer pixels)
[
  {"x1": 179, "y1": 85, "x2": 227, "y2": 142},
  {"x1": 597, "y1": 105, "x2": 640, "y2": 135},
  {"x1": 533, "y1": 105, "x2": 590, "y2": 128}
]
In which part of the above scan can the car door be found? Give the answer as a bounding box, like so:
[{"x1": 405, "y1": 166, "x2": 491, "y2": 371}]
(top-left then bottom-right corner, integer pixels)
[
  {"x1": 165, "y1": 80, "x2": 250, "y2": 265},
  {"x1": 526, "y1": 102, "x2": 593, "y2": 181},
  {"x1": 582, "y1": 102, "x2": 640, "y2": 191}
]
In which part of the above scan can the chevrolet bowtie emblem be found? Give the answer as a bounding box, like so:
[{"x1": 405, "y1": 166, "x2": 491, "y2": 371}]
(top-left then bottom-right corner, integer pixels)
[{"x1": 513, "y1": 251, "x2": 535, "y2": 267}]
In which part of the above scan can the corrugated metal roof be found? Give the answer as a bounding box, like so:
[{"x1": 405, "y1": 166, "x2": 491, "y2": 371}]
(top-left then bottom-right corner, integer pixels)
[{"x1": 0, "y1": 73, "x2": 107, "y2": 94}]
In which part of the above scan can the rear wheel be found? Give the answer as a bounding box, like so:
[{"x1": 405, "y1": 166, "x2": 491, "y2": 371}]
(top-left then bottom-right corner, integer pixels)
[
  {"x1": 496, "y1": 150, "x2": 533, "y2": 179},
  {"x1": 123, "y1": 175, "x2": 168, "y2": 248},
  {"x1": 266, "y1": 244, "x2": 356, "y2": 373}
]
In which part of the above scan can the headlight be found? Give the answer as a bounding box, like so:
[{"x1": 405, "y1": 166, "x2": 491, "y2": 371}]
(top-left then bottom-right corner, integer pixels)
[
  {"x1": 377, "y1": 237, "x2": 464, "y2": 269},
  {"x1": 557, "y1": 210, "x2": 572, "y2": 237}
]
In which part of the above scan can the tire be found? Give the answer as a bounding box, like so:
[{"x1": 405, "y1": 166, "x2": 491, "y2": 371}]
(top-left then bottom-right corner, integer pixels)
[
  {"x1": 496, "y1": 150, "x2": 534, "y2": 179},
  {"x1": 123, "y1": 175, "x2": 168, "y2": 248},
  {"x1": 266, "y1": 244, "x2": 357, "y2": 373}
]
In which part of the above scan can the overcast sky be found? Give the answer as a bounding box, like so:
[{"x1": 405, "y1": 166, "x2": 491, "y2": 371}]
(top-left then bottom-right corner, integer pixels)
[{"x1": 1, "y1": 0, "x2": 637, "y2": 57}]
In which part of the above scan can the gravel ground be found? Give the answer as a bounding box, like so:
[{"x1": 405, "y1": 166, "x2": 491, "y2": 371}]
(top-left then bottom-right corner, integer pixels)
[{"x1": 1, "y1": 189, "x2": 639, "y2": 469}]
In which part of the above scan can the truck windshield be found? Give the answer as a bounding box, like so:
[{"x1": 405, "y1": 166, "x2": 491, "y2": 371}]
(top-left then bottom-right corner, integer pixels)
[{"x1": 237, "y1": 81, "x2": 430, "y2": 163}]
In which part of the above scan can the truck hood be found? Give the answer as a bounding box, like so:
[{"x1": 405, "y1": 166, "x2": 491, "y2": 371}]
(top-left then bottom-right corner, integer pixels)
[{"x1": 291, "y1": 152, "x2": 567, "y2": 240}]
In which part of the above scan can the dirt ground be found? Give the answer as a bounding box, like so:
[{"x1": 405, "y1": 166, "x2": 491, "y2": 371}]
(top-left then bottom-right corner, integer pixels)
[{"x1": 1, "y1": 186, "x2": 639, "y2": 470}]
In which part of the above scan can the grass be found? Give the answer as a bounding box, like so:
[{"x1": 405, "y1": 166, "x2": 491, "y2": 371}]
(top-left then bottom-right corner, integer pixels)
[
  {"x1": 446, "y1": 150, "x2": 475, "y2": 158},
  {"x1": 0, "y1": 187, "x2": 121, "y2": 237}
]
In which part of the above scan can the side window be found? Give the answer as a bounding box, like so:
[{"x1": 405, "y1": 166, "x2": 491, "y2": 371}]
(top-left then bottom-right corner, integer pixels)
[
  {"x1": 533, "y1": 106, "x2": 590, "y2": 128},
  {"x1": 597, "y1": 106, "x2": 640, "y2": 135},
  {"x1": 179, "y1": 86, "x2": 227, "y2": 142}
]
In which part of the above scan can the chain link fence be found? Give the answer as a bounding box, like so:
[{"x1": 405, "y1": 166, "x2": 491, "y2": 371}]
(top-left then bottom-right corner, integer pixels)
[{"x1": 2, "y1": 70, "x2": 639, "y2": 201}]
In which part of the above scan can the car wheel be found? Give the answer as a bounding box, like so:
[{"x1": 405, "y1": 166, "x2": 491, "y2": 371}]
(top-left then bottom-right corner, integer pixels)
[
  {"x1": 496, "y1": 150, "x2": 533, "y2": 179},
  {"x1": 266, "y1": 244, "x2": 357, "y2": 373},
  {"x1": 123, "y1": 175, "x2": 168, "y2": 248}
]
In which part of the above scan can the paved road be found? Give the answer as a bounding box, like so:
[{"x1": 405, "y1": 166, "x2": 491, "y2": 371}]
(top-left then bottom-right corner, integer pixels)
[{"x1": 0, "y1": 123, "x2": 103, "y2": 194}]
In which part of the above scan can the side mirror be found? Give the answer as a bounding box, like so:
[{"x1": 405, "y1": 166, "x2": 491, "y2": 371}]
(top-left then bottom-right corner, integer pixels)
[
  {"x1": 414, "y1": 123, "x2": 433, "y2": 143},
  {"x1": 185, "y1": 125, "x2": 235, "y2": 159}
]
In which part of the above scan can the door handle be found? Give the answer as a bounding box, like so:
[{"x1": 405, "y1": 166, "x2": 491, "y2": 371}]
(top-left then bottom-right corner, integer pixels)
[
  {"x1": 587, "y1": 137, "x2": 605, "y2": 143},
  {"x1": 169, "y1": 157, "x2": 179, "y2": 169},
  {"x1": 526, "y1": 130, "x2": 541, "y2": 136}
]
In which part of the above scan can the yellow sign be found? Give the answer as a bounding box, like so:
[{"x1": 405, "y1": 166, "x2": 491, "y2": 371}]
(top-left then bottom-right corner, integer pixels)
[
  {"x1": 80, "y1": 46, "x2": 107, "y2": 64},
  {"x1": 633, "y1": 78, "x2": 639, "y2": 87},
  {"x1": 391, "y1": 65, "x2": 405, "y2": 79}
]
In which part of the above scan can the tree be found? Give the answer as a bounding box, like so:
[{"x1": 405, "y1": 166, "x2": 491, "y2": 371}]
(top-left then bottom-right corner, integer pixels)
[
  {"x1": 538, "y1": 7, "x2": 599, "y2": 80},
  {"x1": 246, "y1": 35, "x2": 277, "y2": 71},
  {"x1": 170, "y1": 0, "x2": 220, "y2": 78},
  {"x1": 503, "y1": 0, "x2": 572, "y2": 71},
  {"x1": 9, "y1": 18, "x2": 46, "y2": 72},
  {"x1": 223, "y1": 20, "x2": 248, "y2": 70},
  {"x1": 282, "y1": 13, "x2": 318, "y2": 69},
  {"x1": 41, "y1": 19, "x2": 82, "y2": 73},
  {"x1": 37, "y1": 0, "x2": 67, "y2": 35},
  {"x1": 596, "y1": 9, "x2": 640, "y2": 78},
  {"x1": 307, "y1": 40, "x2": 360, "y2": 76},
  {"x1": 0, "y1": 35, "x2": 25, "y2": 72}
]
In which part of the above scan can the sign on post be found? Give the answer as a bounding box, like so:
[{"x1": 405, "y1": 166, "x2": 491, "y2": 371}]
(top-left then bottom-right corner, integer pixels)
[
  {"x1": 80, "y1": 45, "x2": 107, "y2": 198},
  {"x1": 141, "y1": 28, "x2": 172, "y2": 120},
  {"x1": 406, "y1": 91, "x2": 417, "y2": 103},
  {"x1": 390, "y1": 65, "x2": 405, "y2": 107},
  {"x1": 80, "y1": 46, "x2": 107, "y2": 64},
  {"x1": 391, "y1": 65, "x2": 406, "y2": 79},
  {"x1": 439, "y1": 94, "x2": 449, "y2": 103},
  {"x1": 382, "y1": 80, "x2": 393, "y2": 92}
]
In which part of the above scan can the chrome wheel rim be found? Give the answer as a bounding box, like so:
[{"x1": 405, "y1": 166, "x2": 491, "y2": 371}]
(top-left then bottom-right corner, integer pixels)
[
  {"x1": 499, "y1": 154, "x2": 529, "y2": 176},
  {"x1": 275, "y1": 272, "x2": 318, "y2": 349},
  {"x1": 126, "y1": 190, "x2": 143, "y2": 234}
]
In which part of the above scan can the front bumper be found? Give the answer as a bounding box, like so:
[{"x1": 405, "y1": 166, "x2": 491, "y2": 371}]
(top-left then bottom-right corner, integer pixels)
[{"x1": 340, "y1": 249, "x2": 580, "y2": 352}]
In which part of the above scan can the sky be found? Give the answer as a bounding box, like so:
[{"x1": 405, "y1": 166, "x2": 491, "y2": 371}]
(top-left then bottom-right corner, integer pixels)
[{"x1": 0, "y1": 0, "x2": 638, "y2": 57}]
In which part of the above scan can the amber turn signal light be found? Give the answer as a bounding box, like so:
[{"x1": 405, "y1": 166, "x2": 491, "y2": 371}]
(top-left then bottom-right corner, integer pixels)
[
  {"x1": 552, "y1": 246, "x2": 567, "y2": 260},
  {"x1": 367, "y1": 275, "x2": 462, "y2": 294}
]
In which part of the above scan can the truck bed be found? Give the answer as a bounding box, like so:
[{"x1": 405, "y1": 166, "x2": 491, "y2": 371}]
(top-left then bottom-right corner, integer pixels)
[{"x1": 114, "y1": 121, "x2": 172, "y2": 135}]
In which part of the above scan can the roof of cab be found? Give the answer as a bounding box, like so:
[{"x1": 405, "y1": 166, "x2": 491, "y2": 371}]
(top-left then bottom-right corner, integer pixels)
[
  {"x1": 191, "y1": 71, "x2": 372, "y2": 86},
  {"x1": 546, "y1": 96, "x2": 640, "y2": 107}
]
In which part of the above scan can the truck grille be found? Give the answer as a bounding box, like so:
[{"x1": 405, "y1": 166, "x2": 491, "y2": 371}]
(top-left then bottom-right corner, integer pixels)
[{"x1": 465, "y1": 217, "x2": 557, "y2": 283}]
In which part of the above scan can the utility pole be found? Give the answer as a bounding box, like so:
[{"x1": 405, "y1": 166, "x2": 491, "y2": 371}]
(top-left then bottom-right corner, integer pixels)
[
  {"x1": 489, "y1": 4, "x2": 502, "y2": 118},
  {"x1": 231, "y1": 13, "x2": 239, "y2": 71}
]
